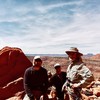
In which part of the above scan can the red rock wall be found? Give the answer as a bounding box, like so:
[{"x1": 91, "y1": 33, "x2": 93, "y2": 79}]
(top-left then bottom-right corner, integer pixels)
[{"x1": 0, "y1": 46, "x2": 32, "y2": 99}]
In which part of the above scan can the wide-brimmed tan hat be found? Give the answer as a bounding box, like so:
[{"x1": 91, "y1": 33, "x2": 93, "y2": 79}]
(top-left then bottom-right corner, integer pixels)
[{"x1": 65, "y1": 47, "x2": 83, "y2": 56}]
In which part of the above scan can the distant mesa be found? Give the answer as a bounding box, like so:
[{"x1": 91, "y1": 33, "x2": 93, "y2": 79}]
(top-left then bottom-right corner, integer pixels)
[
  {"x1": 26, "y1": 53, "x2": 95, "y2": 58},
  {"x1": 86, "y1": 53, "x2": 94, "y2": 57},
  {"x1": 26, "y1": 54, "x2": 67, "y2": 57},
  {"x1": 90, "y1": 54, "x2": 100, "y2": 60},
  {"x1": 83, "y1": 53, "x2": 94, "y2": 58}
]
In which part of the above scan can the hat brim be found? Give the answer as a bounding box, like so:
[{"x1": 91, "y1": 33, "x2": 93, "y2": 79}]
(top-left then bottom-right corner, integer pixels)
[
  {"x1": 65, "y1": 51, "x2": 83, "y2": 56},
  {"x1": 54, "y1": 66, "x2": 61, "y2": 69}
]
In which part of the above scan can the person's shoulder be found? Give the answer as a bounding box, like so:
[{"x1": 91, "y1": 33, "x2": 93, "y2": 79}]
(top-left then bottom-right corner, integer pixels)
[
  {"x1": 41, "y1": 66, "x2": 47, "y2": 71},
  {"x1": 24, "y1": 67, "x2": 33, "y2": 75},
  {"x1": 77, "y1": 62, "x2": 87, "y2": 69},
  {"x1": 25, "y1": 66, "x2": 33, "y2": 72}
]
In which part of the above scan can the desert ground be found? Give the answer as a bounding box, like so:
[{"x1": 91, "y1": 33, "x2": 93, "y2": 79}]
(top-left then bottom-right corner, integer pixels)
[
  {"x1": 0, "y1": 47, "x2": 100, "y2": 99},
  {"x1": 27, "y1": 55, "x2": 100, "y2": 80}
]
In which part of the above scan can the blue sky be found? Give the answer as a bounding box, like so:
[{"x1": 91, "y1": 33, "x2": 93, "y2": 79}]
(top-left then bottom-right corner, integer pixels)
[{"x1": 0, "y1": 0, "x2": 100, "y2": 54}]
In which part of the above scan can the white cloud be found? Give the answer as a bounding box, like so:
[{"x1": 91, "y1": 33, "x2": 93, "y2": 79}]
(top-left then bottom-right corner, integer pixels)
[
  {"x1": 35, "y1": 1, "x2": 83, "y2": 13},
  {"x1": 0, "y1": 0, "x2": 100, "y2": 54}
]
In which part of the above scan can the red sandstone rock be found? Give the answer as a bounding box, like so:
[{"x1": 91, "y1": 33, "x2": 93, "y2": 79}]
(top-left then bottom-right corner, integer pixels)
[{"x1": 0, "y1": 46, "x2": 32, "y2": 99}]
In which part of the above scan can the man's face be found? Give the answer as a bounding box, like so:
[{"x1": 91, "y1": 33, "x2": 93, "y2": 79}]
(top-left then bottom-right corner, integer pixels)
[
  {"x1": 55, "y1": 66, "x2": 61, "y2": 74},
  {"x1": 33, "y1": 59, "x2": 42, "y2": 67},
  {"x1": 68, "y1": 52, "x2": 77, "y2": 61}
]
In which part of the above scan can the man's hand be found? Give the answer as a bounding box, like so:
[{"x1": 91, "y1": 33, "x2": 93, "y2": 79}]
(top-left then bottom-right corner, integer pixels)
[
  {"x1": 62, "y1": 85, "x2": 67, "y2": 92},
  {"x1": 72, "y1": 83, "x2": 80, "y2": 88}
]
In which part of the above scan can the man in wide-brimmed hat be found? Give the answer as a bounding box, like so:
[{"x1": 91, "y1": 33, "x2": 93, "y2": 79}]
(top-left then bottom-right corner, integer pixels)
[{"x1": 62, "y1": 47, "x2": 94, "y2": 100}]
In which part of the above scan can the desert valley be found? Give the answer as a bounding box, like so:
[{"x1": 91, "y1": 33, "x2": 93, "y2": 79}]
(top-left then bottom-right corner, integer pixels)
[{"x1": 0, "y1": 46, "x2": 100, "y2": 100}]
